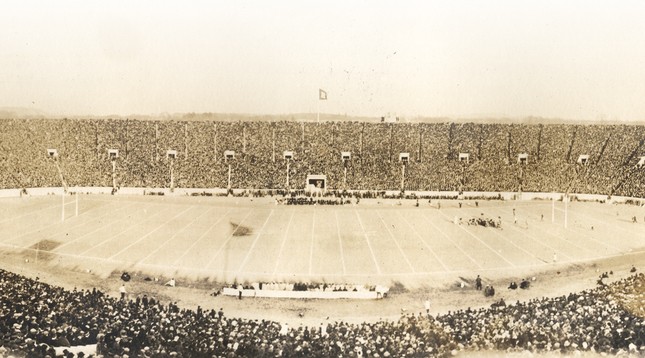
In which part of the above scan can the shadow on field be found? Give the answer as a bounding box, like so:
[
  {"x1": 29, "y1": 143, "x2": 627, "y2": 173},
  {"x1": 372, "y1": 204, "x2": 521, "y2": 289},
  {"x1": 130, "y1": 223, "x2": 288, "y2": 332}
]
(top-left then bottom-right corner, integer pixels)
[
  {"x1": 230, "y1": 221, "x2": 253, "y2": 236},
  {"x1": 22, "y1": 239, "x2": 61, "y2": 261}
]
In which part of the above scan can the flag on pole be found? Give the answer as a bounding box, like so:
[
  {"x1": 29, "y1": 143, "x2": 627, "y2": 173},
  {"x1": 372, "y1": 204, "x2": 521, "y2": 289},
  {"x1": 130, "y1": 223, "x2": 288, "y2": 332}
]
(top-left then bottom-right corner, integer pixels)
[{"x1": 319, "y1": 89, "x2": 328, "y2": 100}]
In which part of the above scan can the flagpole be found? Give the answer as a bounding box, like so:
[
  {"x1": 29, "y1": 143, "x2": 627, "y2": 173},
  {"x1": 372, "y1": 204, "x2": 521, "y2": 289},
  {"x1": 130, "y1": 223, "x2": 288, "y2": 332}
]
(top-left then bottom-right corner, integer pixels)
[{"x1": 318, "y1": 89, "x2": 328, "y2": 123}]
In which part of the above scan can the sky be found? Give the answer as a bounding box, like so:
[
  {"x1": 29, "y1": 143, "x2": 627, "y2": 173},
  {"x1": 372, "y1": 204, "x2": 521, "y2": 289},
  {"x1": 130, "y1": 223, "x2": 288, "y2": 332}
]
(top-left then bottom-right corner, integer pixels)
[{"x1": 2, "y1": 1, "x2": 645, "y2": 121}]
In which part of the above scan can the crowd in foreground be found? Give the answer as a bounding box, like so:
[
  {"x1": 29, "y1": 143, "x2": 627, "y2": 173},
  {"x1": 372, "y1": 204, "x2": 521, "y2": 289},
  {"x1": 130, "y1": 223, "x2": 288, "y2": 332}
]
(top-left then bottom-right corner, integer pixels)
[{"x1": 1, "y1": 267, "x2": 644, "y2": 357}]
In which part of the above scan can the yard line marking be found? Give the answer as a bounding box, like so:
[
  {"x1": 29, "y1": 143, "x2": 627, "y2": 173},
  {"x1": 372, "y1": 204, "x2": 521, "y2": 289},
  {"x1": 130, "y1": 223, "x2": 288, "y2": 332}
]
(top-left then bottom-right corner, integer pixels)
[
  {"x1": 485, "y1": 220, "x2": 552, "y2": 264},
  {"x1": 558, "y1": 203, "x2": 645, "y2": 239},
  {"x1": 0, "y1": 198, "x2": 76, "y2": 219},
  {"x1": 334, "y1": 211, "x2": 347, "y2": 275},
  {"x1": 137, "y1": 207, "x2": 213, "y2": 264},
  {"x1": 77, "y1": 204, "x2": 170, "y2": 256},
  {"x1": 354, "y1": 209, "x2": 382, "y2": 275},
  {"x1": 3, "y1": 199, "x2": 135, "y2": 247},
  {"x1": 107, "y1": 205, "x2": 194, "y2": 260},
  {"x1": 204, "y1": 209, "x2": 254, "y2": 269},
  {"x1": 171, "y1": 208, "x2": 233, "y2": 267},
  {"x1": 236, "y1": 209, "x2": 274, "y2": 274},
  {"x1": 553, "y1": 207, "x2": 636, "y2": 252},
  {"x1": 53, "y1": 201, "x2": 140, "y2": 250},
  {"x1": 3, "y1": 203, "x2": 93, "y2": 243},
  {"x1": 547, "y1": 208, "x2": 625, "y2": 252},
  {"x1": 396, "y1": 211, "x2": 448, "y2": 271},
  {"x1": 375, "y1": 210, "x2": 416, "y2": 273},
  {"x1": 421, "y1": 211, "x2": 483, "y2": 269},
  {"x1": 3, "y1": 239, "x2": 643, "y2": 280},
  {"x1": 309, "y1": 210, "x2": 316, "y2": 275},
  {"x1": 436, "y1": 209, "x2": 516, "y2": 268},
  {"x1": 0, "y1": 201, "x2": 65, "y2": 225},
  {"x1": 502, "y1": 221, "x2": 576, "y2": 262},
  {"x1": 79, "y1": 207, "x2": 169, "y2": 256},
  {"x1": 495, "y1": 206, "x2": 582, "y2": 261},
  {"x1": 272, "y1": 208, "x2": 295, "y2": 276},
  {"x1": 0, "y1": 197, "x2": 58, "y2": 209}
]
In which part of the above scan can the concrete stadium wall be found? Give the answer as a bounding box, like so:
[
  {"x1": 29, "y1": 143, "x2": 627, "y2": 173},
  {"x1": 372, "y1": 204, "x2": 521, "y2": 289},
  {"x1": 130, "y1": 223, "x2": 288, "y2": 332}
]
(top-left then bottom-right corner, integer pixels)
[
  {"x1": 0, "y1": 189, "x2": 22, "y2": 198},
  {"x1": 0, "y1": 187, "x2": 642, "y2": 205},
  {"x1": 23, "y1": 187, "x2": 65, "y2": 196},
  {"x1": 68, "y1": 187, "x2": 113, "y2": 194}
]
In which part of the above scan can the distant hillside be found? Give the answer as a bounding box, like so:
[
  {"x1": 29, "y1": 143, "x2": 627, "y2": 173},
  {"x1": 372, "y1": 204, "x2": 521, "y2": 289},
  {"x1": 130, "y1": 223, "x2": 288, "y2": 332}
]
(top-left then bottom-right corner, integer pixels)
[
  {"x1": 0, "y1": 107, "x2": 49, "y2": 119},
  {"x1": 93, "y1": 113, "x2": 645, "y2": 125},
  {"x1": 2, "y1": 109, "x2": 644, "y2": 125}
]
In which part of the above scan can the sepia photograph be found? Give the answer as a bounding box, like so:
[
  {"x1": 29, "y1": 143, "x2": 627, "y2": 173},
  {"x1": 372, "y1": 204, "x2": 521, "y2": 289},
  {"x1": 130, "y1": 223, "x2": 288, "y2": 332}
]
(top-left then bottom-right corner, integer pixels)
[{"x1": 0, "y1": 1, "x2": 644, "y2": 357}]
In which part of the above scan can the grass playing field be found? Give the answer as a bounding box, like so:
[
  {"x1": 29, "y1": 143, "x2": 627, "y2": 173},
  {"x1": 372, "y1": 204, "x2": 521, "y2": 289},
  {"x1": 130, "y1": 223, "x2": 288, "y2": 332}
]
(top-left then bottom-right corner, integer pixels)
[{"x1": 1, "y1": 194, "x2": 643, "y2": 286}]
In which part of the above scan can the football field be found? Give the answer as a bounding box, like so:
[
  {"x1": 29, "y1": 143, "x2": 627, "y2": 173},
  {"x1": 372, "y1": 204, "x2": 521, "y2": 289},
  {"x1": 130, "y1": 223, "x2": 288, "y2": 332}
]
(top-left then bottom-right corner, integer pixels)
[{"x1": 1, "y1": 194, "x2": 643, "y2": 285}]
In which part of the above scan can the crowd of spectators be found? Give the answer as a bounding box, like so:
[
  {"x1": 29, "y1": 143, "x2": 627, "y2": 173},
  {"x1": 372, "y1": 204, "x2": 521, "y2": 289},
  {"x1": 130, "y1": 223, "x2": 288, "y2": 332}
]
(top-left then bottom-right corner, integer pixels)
[
  {"x1": 435, "y1": 272, "x2": 645, "y2": 354},
  {"x1": 1, "y1": 267, "x2": 643, "y2": 357},
  {"x1": 0, "y1": 118, "x2": 644, "y2": 197}
]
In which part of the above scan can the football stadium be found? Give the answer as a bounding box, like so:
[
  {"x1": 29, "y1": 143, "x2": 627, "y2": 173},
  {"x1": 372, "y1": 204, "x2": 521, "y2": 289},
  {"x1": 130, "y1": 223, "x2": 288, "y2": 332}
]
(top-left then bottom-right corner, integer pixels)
[{"x1": 0, "y1": 118, "x2": 644, "y2": 357}]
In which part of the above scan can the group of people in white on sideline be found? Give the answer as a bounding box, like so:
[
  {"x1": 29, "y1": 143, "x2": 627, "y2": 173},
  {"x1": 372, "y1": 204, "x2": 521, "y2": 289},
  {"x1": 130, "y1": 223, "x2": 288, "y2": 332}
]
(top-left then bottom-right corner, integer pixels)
[{"x1": 229, "y1": 282, "x2": 386, "y2": 293}]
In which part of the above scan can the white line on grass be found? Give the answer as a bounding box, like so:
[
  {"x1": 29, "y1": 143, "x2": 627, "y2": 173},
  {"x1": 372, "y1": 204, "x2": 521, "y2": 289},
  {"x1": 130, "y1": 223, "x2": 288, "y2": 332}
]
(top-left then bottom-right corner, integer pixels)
[
  {"x1": 3, "y1": 239, "x2": 642, "y2": 280},
  {"x1": 553, "y1": 207, "x2": 636, "y2": 252},
  {"x1": 375, "y1": 210, "x2": 416, "y2": 273},
  {"x1": 396, "y1": 211, "x2": 449, "y2": 271},
  {"x1": 0, "y1": 201, "x2": 65, "y2": 225},
  {"x1": 558, "y1": 203, "x2": 645, "y2": 239},
  {"x1": 435, "y1": 209, "x2": 516, "y2": 268},
  {"x1": 77, "y1": 218, "x2": 152, "y2": 256},
  {"x1": 309, "y1": 209, "x2": 315, "y2": 275},
  {"x1": 4, "y1": 199, "x2": 126, "y2": 245},
  {"x1": 485, "y1": 221, "x2": 553, "y2": 265},
  {"x1": 334, "y1": 211, "x2": 347, "y2": 275},
  {"x1": 204, "y1": 210, "x2": 254, "y2": 269},
  {"x1": 107, "y1": 206, "x2": 194, "y2": 260},
  {"x1": 0, "y1": 198, "x2": 61, "y2": 216},
  {"x1": 77, "y1": 203, "x2": 171, "y2": 255},
  {"x1": 137, "y1": 207, "x2": 213, "y2": 265},
  {"x1": 272, "y1": 208, "x2": 295, "y2": 276},
  {"x1": 421, "y1": 212, "x2": 483, "y2": 270},
  {"x1": 354, "y1": 209, "x2": 382, "y2": 275},
  {"x1": 236, "y1": 209, "x2": 274, "y2": 274},
  {"x1": 171, "y1": 208, "x2": 233, "y2": 267},
  {"x1": 534, "y1": 205, "x2": 624, "y2": 254},
  {"x1": 53, "y1": 202, "x2": 140, "y2": 251},
  {"x1": 500, "y1": 220, "x2": 576, "y2": 262},
  {"x1": 494, "y1": 206, "x2": 580, "y2": 261}
]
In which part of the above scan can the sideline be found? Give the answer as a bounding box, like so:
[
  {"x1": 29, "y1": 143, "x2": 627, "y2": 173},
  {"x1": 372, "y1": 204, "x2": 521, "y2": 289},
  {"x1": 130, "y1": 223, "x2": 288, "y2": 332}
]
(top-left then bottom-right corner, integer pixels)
[{"x1": 0, "y1": 250, "x2": 641, "y2": 330}]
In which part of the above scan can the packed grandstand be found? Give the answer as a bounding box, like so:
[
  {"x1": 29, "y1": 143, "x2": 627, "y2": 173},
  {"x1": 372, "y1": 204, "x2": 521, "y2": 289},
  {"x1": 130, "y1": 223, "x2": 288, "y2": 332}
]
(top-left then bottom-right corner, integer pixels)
[
  {"x1": 1, "y1": 118, "x2": 645, "y2": 357},
  {"x1": 0, "y1": 119, "x2": 643, "y2": 197}
]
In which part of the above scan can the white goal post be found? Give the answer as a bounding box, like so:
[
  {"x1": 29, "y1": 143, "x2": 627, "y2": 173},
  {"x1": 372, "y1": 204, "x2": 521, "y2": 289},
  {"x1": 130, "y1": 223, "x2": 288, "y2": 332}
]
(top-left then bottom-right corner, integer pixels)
[{"x1": 60, "y1": 191, "x2": 80, "y2": 222}]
